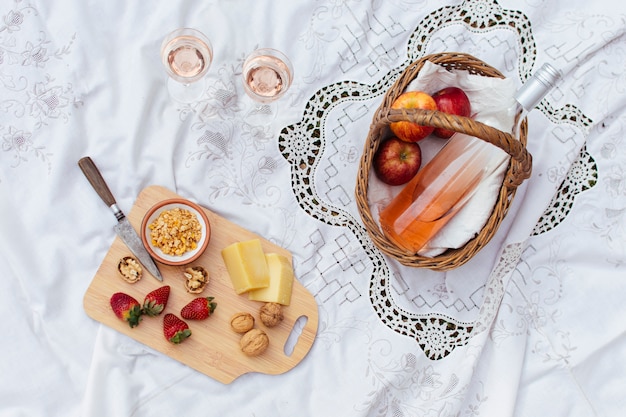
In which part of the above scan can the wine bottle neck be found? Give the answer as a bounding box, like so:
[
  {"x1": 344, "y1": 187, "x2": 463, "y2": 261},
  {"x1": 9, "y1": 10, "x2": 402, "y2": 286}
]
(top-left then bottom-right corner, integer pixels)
[{"x1": 514, "y1": 63, "x2": 562, "y2": 112}]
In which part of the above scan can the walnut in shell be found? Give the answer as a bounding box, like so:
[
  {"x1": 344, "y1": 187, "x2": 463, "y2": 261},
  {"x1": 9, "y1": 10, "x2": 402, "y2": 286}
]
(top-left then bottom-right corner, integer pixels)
[
  {"x1": 230, "y1": 312, "x2": 255, "y2": 333},
  {"x1": 259, "y1": 302, "x2": 284, "y2": 327},
  {"x1": 240, "y1": 328, "x2": 269, "y2": 356},
  {"x1": 117, "y1": 256, "x2": 143, "y2": 283},
  {"x1": 184, "y1": 266, "x2": 208, "y2": 293}
]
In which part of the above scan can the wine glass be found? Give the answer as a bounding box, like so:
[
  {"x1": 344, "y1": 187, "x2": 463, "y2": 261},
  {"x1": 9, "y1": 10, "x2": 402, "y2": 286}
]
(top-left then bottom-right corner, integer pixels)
[
  {"x1": 161, "y1": 28, "x2": 213, "y2": 103},
  {"x1": 241, "y1": 48, "x2": 294, "y2": 121}
]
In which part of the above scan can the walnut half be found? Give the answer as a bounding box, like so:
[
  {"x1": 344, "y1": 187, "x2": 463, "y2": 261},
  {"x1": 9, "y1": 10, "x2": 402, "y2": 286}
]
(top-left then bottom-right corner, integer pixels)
[
  {"x1": 240, "y1": 328, "x2": 269, "y2": 356},
  {"x1": 117, "y1": 256, "x2": 143, "y2": 283},
  {"x1": 184, "y1": 266, "x2": 208, "y2": 294}
]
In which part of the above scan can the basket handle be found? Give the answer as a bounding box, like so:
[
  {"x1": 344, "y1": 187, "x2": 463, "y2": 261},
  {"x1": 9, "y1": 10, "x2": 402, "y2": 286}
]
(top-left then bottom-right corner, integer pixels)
[{"x1": 376, "y1": 107, "x2": 532, "y2": 186}]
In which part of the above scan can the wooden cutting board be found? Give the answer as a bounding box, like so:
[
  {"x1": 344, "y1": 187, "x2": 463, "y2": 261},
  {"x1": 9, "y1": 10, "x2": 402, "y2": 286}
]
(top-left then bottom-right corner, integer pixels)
[{"x1": 83, "y1": 185, "x2": 318, "y2": 384}]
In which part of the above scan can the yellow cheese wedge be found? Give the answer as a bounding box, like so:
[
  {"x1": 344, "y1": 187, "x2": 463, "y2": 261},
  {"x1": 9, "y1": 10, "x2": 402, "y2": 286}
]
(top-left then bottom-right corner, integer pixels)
[
  {"x1": 248, "y1": 253, "x2": 294, "y2": 305},
  {"x1": 221, "y1": 239, "x2": 270, "y2": 294}
]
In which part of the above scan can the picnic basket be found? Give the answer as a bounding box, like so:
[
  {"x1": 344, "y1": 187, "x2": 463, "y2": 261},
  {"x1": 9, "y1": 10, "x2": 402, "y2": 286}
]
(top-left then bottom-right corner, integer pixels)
[{"x1": 355, "y1": 52, "x2": 531, "y2": 270}]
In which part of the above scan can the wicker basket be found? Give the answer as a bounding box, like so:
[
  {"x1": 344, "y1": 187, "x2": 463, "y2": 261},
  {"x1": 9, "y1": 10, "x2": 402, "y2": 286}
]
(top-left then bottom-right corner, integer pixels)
[{"x1": 356, "y1": 52, "x2": 532, "y2": 270}]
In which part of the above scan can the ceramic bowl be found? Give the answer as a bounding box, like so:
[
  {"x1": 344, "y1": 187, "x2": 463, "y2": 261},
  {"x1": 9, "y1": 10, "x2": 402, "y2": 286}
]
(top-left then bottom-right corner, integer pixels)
[{"x1": 141, "y1": 198, "x2": 210, "y2": 266}]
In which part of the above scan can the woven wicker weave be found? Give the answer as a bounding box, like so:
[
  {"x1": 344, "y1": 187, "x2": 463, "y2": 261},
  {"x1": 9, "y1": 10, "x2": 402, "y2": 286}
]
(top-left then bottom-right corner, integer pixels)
[{"x1": 356, "y1": 52, "x2": 531, "y2": 270}]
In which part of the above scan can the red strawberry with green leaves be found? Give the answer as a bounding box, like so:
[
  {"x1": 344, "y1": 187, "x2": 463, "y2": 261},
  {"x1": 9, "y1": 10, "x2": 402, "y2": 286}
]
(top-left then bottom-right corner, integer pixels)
[
  {"x1": 110, "y1": 292, "x2": 143, "y2": 328},
  {"x1": 180, "y1": 296, "x2": 217, "y2": 320},
  {"x1": 142, "y1": 285, "x2": 170, "y2": 317},
  {"x1": 163, "y1": 313, "x2": 191, "y2": 344}
]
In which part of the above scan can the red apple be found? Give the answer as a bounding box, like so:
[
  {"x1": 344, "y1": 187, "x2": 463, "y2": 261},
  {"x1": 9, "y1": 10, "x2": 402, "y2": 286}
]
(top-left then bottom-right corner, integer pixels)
[
  {"x1": 389, "y1": 91, "x2": 437, "y2": 142},
  {"x1": 431, "y1": 87, "x2": 471, "y2": 138},
  {"x1": 373, "y1": 136, "x2": 422, "y2": 186}
]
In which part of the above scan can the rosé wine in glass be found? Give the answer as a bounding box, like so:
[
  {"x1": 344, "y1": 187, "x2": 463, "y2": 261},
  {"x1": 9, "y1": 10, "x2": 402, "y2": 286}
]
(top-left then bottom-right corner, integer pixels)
[
  {"x1": 161, "y1": 28, "x2": 213, "y2": 102},
  {"x1": 242, "y1": 48, "x2": 293, "y2": 104}
]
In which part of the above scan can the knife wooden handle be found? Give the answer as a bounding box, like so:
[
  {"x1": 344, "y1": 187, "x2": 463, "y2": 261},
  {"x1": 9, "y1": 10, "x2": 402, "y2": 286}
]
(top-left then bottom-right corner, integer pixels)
[{"x1": 78, "y1": 156, "x2": 118, "y2": 208}]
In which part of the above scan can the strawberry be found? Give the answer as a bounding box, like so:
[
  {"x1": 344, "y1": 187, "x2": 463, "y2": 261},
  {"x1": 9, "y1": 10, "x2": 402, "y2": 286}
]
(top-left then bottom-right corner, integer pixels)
[
  {"x1": 142, "y1": 285, "x2": 170, "y2": 317},
  {"x1": 180, "y1": 296, "x2": 217, "y2": 320},
  {"x1": 110, "y1": 292, "x2": 143, "y2": 328},
  {"x1": 163, "y1": 313, "x2": 191, "y2": 344}
]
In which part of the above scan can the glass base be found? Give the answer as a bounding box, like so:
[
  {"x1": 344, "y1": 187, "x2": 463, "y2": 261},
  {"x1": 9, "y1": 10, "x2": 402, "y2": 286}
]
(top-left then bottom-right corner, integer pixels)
[{"x1": 167, "y1": 78, "x2": 206, "y2": 103}]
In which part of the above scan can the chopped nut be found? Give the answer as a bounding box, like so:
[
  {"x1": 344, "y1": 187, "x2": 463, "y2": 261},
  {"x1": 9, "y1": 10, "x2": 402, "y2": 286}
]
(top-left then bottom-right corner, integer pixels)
[
  {"x1": 184, "y1": 266, "x2": 208, "y2": 294},
  {"x1": 259, "y1": 302, "x2": 284, "y2": 327},
  {"x1": 230, "y1": 312, "x2": 255, "y2": 333},
  {"x1": 148, "y1": 207, "x2": 202, "y2": 256},
  {"x1": 240, "y1": 328, "x2": 269, "y2": 356},
  {"x1": 117, "y1": 256, "x2": 142, "y2": 283}
]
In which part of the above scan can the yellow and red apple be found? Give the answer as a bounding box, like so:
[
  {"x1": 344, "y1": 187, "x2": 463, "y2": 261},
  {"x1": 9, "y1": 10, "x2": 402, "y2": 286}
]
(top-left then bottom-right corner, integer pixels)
[
  {"x1": 373, "y1": 136, "x2": 422, "y2": 186},
  {"x1": 389, "y1": 91, "x2": 437, "y2": 142},
  {"x1": 431, "y1": 87, "x2": 471, "y2": 139}
]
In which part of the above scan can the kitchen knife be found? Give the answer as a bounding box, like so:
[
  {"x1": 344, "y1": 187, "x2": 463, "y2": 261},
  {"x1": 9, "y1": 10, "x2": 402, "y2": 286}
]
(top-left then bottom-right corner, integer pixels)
[{"x1": 78, "y1": 156, "x2": 163, "y2": 281}]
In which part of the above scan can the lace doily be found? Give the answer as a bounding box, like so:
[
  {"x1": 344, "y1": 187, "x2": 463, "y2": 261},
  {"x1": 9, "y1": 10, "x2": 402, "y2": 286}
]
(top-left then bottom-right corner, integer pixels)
[
  {"x1": 532, "y1": 145, "x2": 598, "y2": 236},
  {"x1": 279, "y1": 0, "x2": 596, "y2": 359}
]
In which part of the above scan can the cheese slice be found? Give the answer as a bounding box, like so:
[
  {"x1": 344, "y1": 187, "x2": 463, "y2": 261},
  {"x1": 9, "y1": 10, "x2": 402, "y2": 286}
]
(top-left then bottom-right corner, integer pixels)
[
  {"x1": 221, "y1": 239, "x2": 270, "y2": 294},
  {"x1": 248, "y1": 253, "x2": 294, "y2": 305}
]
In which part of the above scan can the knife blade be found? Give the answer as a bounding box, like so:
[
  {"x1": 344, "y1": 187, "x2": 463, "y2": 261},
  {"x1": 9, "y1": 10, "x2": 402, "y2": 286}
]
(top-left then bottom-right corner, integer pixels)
[{"x1": 78, "y1": 156, "x2": 163, "y2": 281}]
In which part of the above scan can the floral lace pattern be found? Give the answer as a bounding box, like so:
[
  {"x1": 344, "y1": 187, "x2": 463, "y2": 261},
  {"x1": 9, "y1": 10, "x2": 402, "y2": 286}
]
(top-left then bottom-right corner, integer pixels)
[
  {"x1": 532, "y1": 145, "x2": 598, "y2": 236},
  {"x1": 356, "y1": 339, "x2": 484, "y2": 416},
  {"x1": 0, "y1": 0, "x2": 81, "y2": 174},
  {"x1": 279, "y1": 0, "x2": 596, "y2": 359}
]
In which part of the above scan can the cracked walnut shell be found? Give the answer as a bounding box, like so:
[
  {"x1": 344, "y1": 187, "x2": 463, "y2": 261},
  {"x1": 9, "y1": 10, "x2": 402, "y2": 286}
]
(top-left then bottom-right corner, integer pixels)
[
  {"x1": 259, "y1": 302, "x2": 284, "y2": 327},
  {"x1": 184, "y1": 266, "x2": 208, "y2": 294},
  {"x1": 240, "y1": 328, "x2": 269, "y2": 356},
  {"x1": 117, "y1": 256, "x2": 143, "y2": 283},
  {"x1": 230, "y1": 312, "x2": 255, "y2": 333}
]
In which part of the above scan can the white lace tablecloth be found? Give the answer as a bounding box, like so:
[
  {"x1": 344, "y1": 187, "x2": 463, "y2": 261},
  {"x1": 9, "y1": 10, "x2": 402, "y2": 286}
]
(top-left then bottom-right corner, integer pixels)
[{"x1": 2, "y1": 1, "x2": 625, "y2": 416}]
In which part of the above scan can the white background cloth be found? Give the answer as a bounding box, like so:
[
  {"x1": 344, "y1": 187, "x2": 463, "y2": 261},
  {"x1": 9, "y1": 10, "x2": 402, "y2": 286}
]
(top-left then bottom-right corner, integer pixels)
[{"x1": 1, "y1": 1, "x2": 625, "y2": 416}]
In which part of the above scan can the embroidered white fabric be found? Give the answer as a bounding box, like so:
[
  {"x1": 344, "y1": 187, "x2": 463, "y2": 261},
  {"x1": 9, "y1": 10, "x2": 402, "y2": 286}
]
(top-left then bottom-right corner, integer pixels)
[{"x1": 1, "y1": 1, "x2": 624, "y2": 417}]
